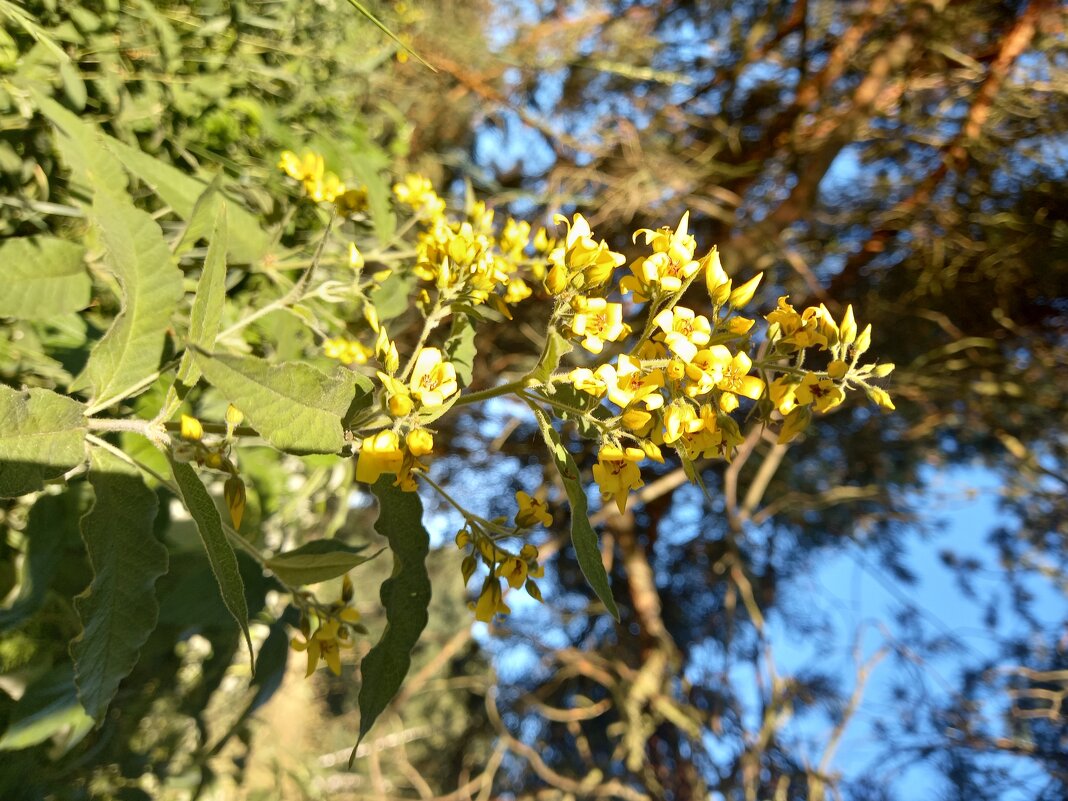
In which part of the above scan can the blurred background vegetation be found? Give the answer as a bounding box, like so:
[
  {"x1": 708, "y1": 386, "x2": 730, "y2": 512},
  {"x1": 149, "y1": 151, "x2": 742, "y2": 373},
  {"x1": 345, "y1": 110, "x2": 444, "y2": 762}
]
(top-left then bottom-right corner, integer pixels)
[{"x1": 1, "y1": 0, "x2": 1065, "y2": 799}]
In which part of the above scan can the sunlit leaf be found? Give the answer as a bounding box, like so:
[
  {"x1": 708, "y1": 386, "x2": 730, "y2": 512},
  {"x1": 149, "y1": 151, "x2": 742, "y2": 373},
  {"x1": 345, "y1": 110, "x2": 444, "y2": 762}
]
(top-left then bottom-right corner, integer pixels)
[
  {"x1": 443, "y1": 312, "x2": 477, "y2": 387},
  {"x1": 0, "y1": 236, "x2": 89, "y2": 320},
  {"x1": 70, "y1": 190, "x2": 183, "y2": 413},
  {"x1": 193, "y1": 351, "x2": 358, "y2": 454},
  {"x1": 0, "y1": 385, "x2": 86, "y2": 498},
  {"x1": 177, "y1": 206, "x2": 229, "y2": 386},
  {"x1": 530, "y1": 404, "x2": 620, "y2": 620}
]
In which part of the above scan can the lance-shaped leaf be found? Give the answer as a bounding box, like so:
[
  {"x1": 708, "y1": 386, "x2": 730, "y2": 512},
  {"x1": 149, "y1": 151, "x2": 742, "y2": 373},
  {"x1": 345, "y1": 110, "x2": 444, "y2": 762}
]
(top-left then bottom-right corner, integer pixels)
[
  {"x1": 177, "y1": 207, "x2": 229, "y2": 386},
  {"x1": 0, "y1": 665, "x2": 93, "y2": 752},
  {"x1": 531, "y1": 404, "x2": 620, "y2": 620},
  {"x1": 266, "y1": 540, "x2": 381, "y2": 587},
  {"x1": 0, "y1": 236, "x2": 90, "y2": 319},
  {"x1": 0, "y1": 385, "x2": 86, "y2": 498},
  {"x1": 28, "y1": 89, "x2": 127, "y2": 198},
  {"x1": 444, "y1": 313, "x2": 477, "y2": 387},
  {"x1": 71, "y1": 190, "x2": 183, "y2": 412},
  {"x1": 353, "y1": 478, "x2": 432, "y2": 756},
  {"x1": 72, "y1": 447, "x2": 168, "y2": 721},
  {"x1": 193, "y1": 351, "x2": 356, "y2": 454},
  {"x1": 0, "y1": 490, "x2": 79, "y2": 631},
  {"x1": 168, "y1": 459, "x2": 253, "y2": 667},
  {"x1": 107, "y1": 138, "x2": 270, "y2": 264}
]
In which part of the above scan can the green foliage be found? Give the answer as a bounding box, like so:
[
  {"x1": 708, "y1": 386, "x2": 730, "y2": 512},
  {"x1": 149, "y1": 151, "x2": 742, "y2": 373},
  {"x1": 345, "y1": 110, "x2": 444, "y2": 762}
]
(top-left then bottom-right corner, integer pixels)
[
  {"x1": 266, "y1": 540, "x2": 381, "y2": 588},
  {"x1": 531, "y1": 404, "x2": 620, "y2": 621},
  {"x1": 176, "y1": 207, "x2": 229, "y2": 387},
  {"x1": 0, "y1": 385, "x2": 85, "y2": 497},
  {"x1": 168, "y1": 459, "x2": 252, "y2": 667},
  {"x1": 356, "y1": 477, "x2": 432, "y2": 747},
  {"x1": 192, "y1": 352, "x2": 358, "y2": 455},
  {"x1": 72, "y1": 448, "x2": 167, "y2": 721},
  {"x1": 0, "y1": 237, "x2": 89, "y2": 319}
]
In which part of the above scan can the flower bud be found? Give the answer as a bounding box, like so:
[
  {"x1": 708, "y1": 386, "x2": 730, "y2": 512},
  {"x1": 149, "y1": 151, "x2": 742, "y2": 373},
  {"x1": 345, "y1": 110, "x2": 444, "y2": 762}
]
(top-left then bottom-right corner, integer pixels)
[
  {"x1": 872, "y1": 362, "x2": 895, "y2": 378},
  {"x1": 827, "y1": 360, "x2": 849, "y2": 380},
  {"x1": 406, "y1": 428, "x2": 434, "y2": 456},
  {"x1": 728, "y1": 273, "x2": 763, "y2": 308},
  {"x1": 461, "y1": 554, "x2": 477, "y2": 587},
  {"x1": 180, "y1": 414, "x2": 204, "y2": 441},
  {"x1": 341, "y1": 573, "x2": 354, "y2": 603},
  {"x1": 839, "y1": 305, "x2": 857, "y2": 347},
  {"x1": 224, "y1": 475, "x2": 246, "y2": 529},
  {"x1": 348, "y1": 242, "x2": 364, "y2": 271},
  {"x1": 388, "y1": 392, "x2": 413, "y2": 417},
  {"x1": 865, "y1": 386, "x2": 896, "y2": 411},
  {"x1": 853, "y1": 324, "x2": 872, "y2": 358},
  {"x1": 525, "y1": 579, "x2": 543, "y2": 602},
  {"x1": 545, "y1": 264, "x2": 568, "y2": 295},
  {"x1": 704, "y1": 248, "x2": 731, "y2": 305},
  {"x1": 778, "y1": 406, "x2": 812, "y2": 444}
]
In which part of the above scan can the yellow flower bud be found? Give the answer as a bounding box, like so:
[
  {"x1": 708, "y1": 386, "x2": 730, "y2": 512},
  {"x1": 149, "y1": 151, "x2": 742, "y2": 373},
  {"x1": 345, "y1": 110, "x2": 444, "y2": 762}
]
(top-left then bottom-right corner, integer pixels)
[
  {"x1": 180, "y1": 414, "x2": 204, "y2": 441},
  {"x1": 728, "y1": 273, "x2": 763, "y2": 308},
  {"x1": 778, "y1": 406, "x2": 812, "y2": 444},
  {"x1": 866, "y1": 386, "x2": 896, "y2": 411},
  {"x1": 224, "y1": 475, "x2": 246, "y2": 529},
  {"x1": 388, "y1": 392, "x2": 414, "y2": 417},
  {"x1": 225, "y1": 404, "x2": 244, "y2": 428},
  {"x1": 406, "y1": 428, "x2": 434, "y2": 457},
  {"x1": 384, "y1": 342, "x2": 400, "y2": 375},
  {"x1": 839, "y1": 305, "x2": 857, "y2": 346},
  {"x1": 348, "y1": 242, "x2": 364, "y2": 271},
  {"x1": 853, "y1": 324, "x2": 872, "y2": 358},
  {"x1": 525, "y1": 579, "x2": 543, "y2": 602},
  {"x1": 872, "y1": 362, "x2": 896, "y2": 378},
  {"x1": 827, "y1": 360, "x2": 849, "y2": 380},
  {"x1": 461, "y1": 554, "x2": 477, "y2": 586},
  {"x1": 704, "y1": 248, "x2": 731, "y2": 305},
  {"x1": 363, "y1": 303, "x2": 380, "y2": 333},
  {"x1": 545, "y1": 264, "x2": 568, "y2": 295}
]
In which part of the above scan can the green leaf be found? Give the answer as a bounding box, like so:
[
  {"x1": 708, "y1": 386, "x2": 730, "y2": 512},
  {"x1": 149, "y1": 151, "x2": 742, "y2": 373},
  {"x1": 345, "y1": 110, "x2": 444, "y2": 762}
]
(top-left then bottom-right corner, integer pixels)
[
  {"x1": 168, "y1": 459, "x2": 253, "y2": 668},
  {"x1": 266, "y1": 540, "x2": 381, "y2": 587},
  {"x1": 173, "y1": 172, "x2": 223, "y2": 256},
  {"x1": 28, "y1": 88, "x2": 127, "y2": 198},
  {"x1": 0, "y1": 385, "x2": 86, "y2": 498},
  {"x1": 369, "y1": 270, "x2": 417, "y2": 322},
  {"x1": 0, "y1": 490, "x2": 79, "y2": 631},
  {"x1": 0, "y1": 236, "x2": 89, "y2": 319},
  {"x1": 107, "y1": 139, "x2": 270, "y2": 264},
  {"x1": 72, "y1": 447, "x2": 168, "y2": 721},
  {"x1": 177, "y1": 206, "x2": 229, "y2": 386},
  {"x1": 529, "y1": 328, "x2": 573, "y2": 384},
  {"x1": 443, "y1": 313, "x2": 477, "y2": 387},
  {"x1": 70, "y1": 190, "x2": 183, "y2": 412},
  {"x1": 193, "y1": 351, "x2": 356, "y2": 454},
  {"x1": 530, "y1": 404, "x2": 620, "y2": 620},
  {"x1": 348, "y1": 157, "x2": 396, "y2": 245},
  {"x1": 0, "y1": 665, "x2": 93, "y2": 752},
  {"x1": 353, "y1": 478, "x2": 432, "y2": 754}
]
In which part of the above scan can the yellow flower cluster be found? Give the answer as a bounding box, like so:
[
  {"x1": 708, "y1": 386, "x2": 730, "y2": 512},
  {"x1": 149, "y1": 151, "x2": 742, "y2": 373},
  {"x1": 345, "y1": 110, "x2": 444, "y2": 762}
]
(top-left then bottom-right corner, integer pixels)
[
  {"x1": 290, "y1": 575, "x2": 363, "y2": 677},
  {"x1": 540, "y1": 212, "x2": 893, "y2": 514},
  {"x1": 278, "y1": 149, "x2": 367, "y2": 210},
  {"x1": 454, "y1": 490, "x2": 550, "y2": 622}
]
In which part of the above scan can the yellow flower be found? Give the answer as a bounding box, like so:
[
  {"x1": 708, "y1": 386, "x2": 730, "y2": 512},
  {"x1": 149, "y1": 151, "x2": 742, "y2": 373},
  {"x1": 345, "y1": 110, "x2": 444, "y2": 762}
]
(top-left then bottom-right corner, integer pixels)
[
  {"x1": 496, "y1": 556, "x2": 528, "y2": 589},
  {"x1": 653, "y1": 306, "x2": 712, "y2": 363},
  {"x1": 504, "y1": 277, "x2": 532, "y2": 304},
  {"x1": 323, "y1": 337, "x2": 372, "y2": 365},
  {"x1": 394, "y1": 173, "x2": 446, "y2": 218},
  {"x1": 683, "y1": 345, "x2": 732, "y2": 397},
  {"x1": 592, "y1": 445, "x2": 645, "y2": 514},
  {"x1": 768, "y1": 376, "x2": 800, "y2": 415},
  {"x1": 795, "y1": 373, "x2": 845, "y2": 413},
  {"x1": 715, "y1": 351, "x2": 765, "y2": 412},
  {"x1": 598, "y1": 354, "x2": 665, "y2": 410},
  {"x1": 474, "y1": 576, "x2": 510, "y2": 622},
  {"x1": 662, "y1": 400, "x2": 700, "y2": 444},
  {"x1": 180, "y1": 414, "x2": 204, "y2": 441},
  {"x1": 356, "y1": 430, "x2": 404, "y2": 483},
  {"x1": 568, "y1": 367, "x2": 609, "y2": 397},
  {"x1": 548, "y1": 213, "x2": 626, "y2": 289},
  {"x1": 408, "y1": 348, "x2": 459, "y2": 407},
  {"x1": 515, "y1": 491, "x2": 553, "y2": 528},
  {"x1": 570, "y1": 296, "x2": 627, "y2": 354},
  {"x1": 622, "y1": 212, "x2": 700, "y2": 298},
  {"x1": 306, "y1": 170, "x2": 346, "y2": 203},
  {"x1": 278, "y1": 150, "x2": 323, "y2": 183}
]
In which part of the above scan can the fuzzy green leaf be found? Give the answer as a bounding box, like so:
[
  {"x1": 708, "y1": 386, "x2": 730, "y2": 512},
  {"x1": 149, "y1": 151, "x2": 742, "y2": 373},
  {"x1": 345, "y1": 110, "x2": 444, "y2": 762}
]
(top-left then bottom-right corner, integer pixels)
[
  {"x1": 193, "y1": 351, "x2": 356, "y2": 454},
  {"x1": 108, "y1": 138, "x2": 270, "y2": 264},
  {"x1": 0, "y1": 236, "x2": 89, "y2": 319},
  {"x1": 529, "y1": 328, "x2": 573, "y2": 384},
  {"x1": 369, "y1": 270, "x2": 417, "y2": 322},
  {"x1": 70, "y1": 190, "x2": 183, "y2": 412},
  {"x1": 168, "y1": 459, "x2": 253, "y2": 667},
  {"x1": 29, "y1": 88, "x2": 127, "y2": 198},
  {"x1": 531, "y1": 405, "x2": 620, "y2": 620},
  {"x1": 177, "y1": 206, "x2": 229, "y2": 386},
  {"x1": 353, "y1": 478, "x2": 432, "y2": 754},
  {"x1": 72, "y1": 447, "x2": 168, "y2": 721},
  {"x1": 444, "y1": 312, "x2": 477, "y2": 387},
  {"x1": 0, "y1": 385, "x2": 86, "y2": 498},
  {"x1": 266, "y1": 540, "x2": 381, "y2": 587}
]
